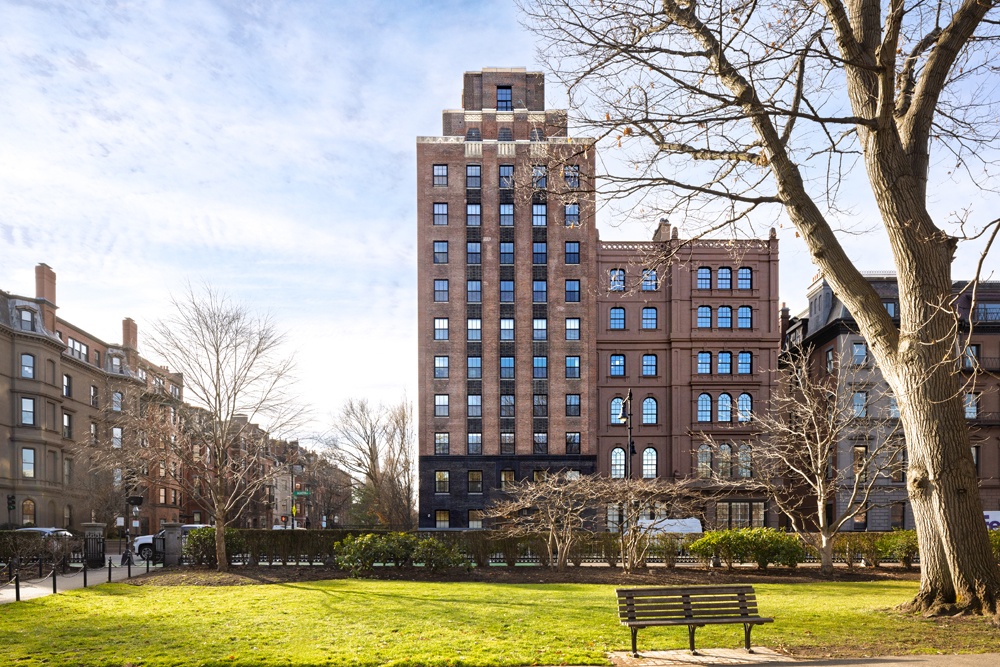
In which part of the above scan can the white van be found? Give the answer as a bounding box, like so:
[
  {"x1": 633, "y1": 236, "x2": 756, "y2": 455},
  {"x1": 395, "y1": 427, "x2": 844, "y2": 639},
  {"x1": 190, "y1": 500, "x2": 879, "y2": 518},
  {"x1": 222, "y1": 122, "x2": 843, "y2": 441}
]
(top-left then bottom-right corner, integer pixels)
[{"x1": 635, "y1": 517, "x2": 703, "y2": 534}]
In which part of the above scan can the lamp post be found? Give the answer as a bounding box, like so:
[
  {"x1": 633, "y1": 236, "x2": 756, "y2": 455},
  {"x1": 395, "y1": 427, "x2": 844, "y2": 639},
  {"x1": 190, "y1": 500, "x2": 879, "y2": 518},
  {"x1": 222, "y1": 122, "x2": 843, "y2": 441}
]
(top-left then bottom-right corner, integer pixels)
[{"x1": 617, "y1": 389, "x2": 636, "y2": 479}]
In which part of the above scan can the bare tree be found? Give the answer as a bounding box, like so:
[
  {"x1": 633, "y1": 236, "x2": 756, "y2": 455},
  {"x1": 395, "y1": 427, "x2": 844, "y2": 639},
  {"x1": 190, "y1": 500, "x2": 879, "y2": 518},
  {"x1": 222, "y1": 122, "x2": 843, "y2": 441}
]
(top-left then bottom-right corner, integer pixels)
[
  {"x1": 326, "y1": 398, "x2": 415, "y2": 529},
  {"x1": 522, "y1": 0, "x2": 1000, "y2": 613}
]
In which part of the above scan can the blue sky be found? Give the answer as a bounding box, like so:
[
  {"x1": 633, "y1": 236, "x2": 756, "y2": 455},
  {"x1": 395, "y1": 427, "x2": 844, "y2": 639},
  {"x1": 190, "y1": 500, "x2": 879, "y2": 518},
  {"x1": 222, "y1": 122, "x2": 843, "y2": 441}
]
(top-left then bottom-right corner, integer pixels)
[{"x1": 2, "y1": 0, "x2": 996, "y2": 440}]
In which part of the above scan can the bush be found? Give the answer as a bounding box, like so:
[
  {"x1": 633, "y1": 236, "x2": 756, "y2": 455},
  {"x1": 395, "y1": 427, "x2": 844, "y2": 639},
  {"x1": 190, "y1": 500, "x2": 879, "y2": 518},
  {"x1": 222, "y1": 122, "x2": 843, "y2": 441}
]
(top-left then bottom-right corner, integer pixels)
[
  {"x1": 989, "y1": 530, "x2": 1000, "y2": 564},
  {"x1": 596, "y1": 531, "x2": 620, "y2": 567},
  {"x1": 335, "y1": 533, "x2": 382, "y2": 576},
  {"x1": 651, "y1": 534, "x2": 683, "y2": 568},
  {"x1": 184, "y1": 527, "x2": 245, "y2": 567},
  {"x1": 834, "y1": 533, "x2": 866, "y2": 568},
  {"x1": 878, "y1": 530, "x2": 919, "y2": 568},
  {"x1": 379, "y1": 532, "x2": 418, "y2": 567},
  {"x1": 688, "y1": 530, "x2": 751, "y2": 569},
  {"x1": 412, "y1": 537, "x2": 468, "y2": 572},
  {"x1": 743, "y1": 528, "x2": 806, "y2": 569},
  {"x1": 463, "y1": 530, "x2": 495, "y2": 567}
]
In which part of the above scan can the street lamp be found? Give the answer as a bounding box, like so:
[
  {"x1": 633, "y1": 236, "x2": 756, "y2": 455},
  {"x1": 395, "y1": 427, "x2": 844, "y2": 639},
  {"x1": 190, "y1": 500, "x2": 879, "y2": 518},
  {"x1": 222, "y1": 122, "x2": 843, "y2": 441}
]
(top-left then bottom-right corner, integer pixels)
[{"x1": 617, "y1": 389, "x2": 636, "y2": 479}]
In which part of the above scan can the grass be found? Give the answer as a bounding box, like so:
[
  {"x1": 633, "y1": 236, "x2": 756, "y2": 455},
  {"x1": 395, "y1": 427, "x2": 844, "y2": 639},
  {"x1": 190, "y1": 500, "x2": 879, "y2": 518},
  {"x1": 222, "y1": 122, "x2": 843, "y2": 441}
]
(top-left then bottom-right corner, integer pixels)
[{"x1": 2, "y1": 579, "x2": 999, "y2": 666}]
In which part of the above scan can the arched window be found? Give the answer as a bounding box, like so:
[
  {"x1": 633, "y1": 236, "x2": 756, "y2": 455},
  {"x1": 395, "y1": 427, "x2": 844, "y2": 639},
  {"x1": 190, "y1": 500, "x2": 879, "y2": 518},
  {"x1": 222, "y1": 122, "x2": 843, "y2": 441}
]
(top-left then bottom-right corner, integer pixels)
[
  {"x1": 717, "y1": 393, "x2": 733, "y2": 422},
  {"x1": 641, "y1": 307, "x2": 657, "y2": 329},
  {"x1": 717, "y1": 306, "x2": 732, "y2": 328},
  {"x1": 717, "y1": 267, "x2": 732, "y2": 289},
  {"x1": 697, "y1": 394, "x2": 712, "y2": 422},
  {"x1": 697, "y1": 267, "x2": 712, "y2": 289},
  {"x1": 642, "y1": 448, "x2": 657, "y2": 478},
  {"x1": 737, "y1": 306, "x2": 753, "y2": 329},
  {"x1": 738, "y1": 393, "x2": 753, "y2": 422},
  {"x1": 642, "y1": 397, "x2": 657, "y2": 424},
  {"x1": 697, "y1": 306, "x2": 712, "y2": 328},
  {"x1": 22, "y1": 499, "x2": 35, "y2": 526},
  {"x1": 498, "y1": 127, "x2": 514, "y2": 141},
  {"x1": 529, "y1": 128, "x2": 545, "y2": 141},
  {"x1": 738, "y1": 445, "x2": 753, "y2": 478},
  {"x1": 696, "y1": 445, "x2": 713, "y2": 478},
  {"x1": 610, "y1": 307, "x2": 625, "y2": 329},
  {"x1": 610, "y1": 397, "x2": 624, "y2": 424},
  {"x1": 718, "y1": 444, "x2": 733, "y2": 479},
  {"x1": 465, "y1": 128, "x2": 482, "y2": 141},
  {"x1": 20, "y1": 353, "x2": 35, "y2": 379},
  {"x1": 63, "y1": 504, "x2": 72, "y2": 528},
  {"x1": 611, "y1": 448, "x2": 626, "y2": 478},
  {"x1": 737, "y1": 267, "x2": 752, "y2": 289}
]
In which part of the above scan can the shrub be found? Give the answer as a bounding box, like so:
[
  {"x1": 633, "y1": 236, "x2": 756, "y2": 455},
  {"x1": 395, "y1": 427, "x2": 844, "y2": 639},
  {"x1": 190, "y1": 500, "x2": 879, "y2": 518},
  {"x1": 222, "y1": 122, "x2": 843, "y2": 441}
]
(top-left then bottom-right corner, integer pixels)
[
  {"x1": 989, "y1": 530, "x2": 1000, "y2": 564},
  {"x1": 834, "y1": 533, "x2": 865, "y2": 568},
  {"x1": 380, "y1": 532, "x2": 418, "y2": 567},
  {"x1": 741, "y1": 528, "x2": 805, "y2": 570},
  {"x1": 412, "y1": 537, "x2": 468, "y2": 572},
  {"x1": 652, "y1": 534, "x2": 683, "y2": 568},
  {"x1": 596, "y1": 531, "x2": 620, "y2": 567},
  {"x1": 335, "y1": 533, "x2": 382, "y2": 576},
  {"x1": 497, "y1": 535, "x2": 522, "y2": 566},
  {"x1": 878, "y1": 530, "x2": 919, "y2": 568},
  {"x1": 184, "y1": 527, "x2": 245, "y2": 567},
  {"x1": 464, "y1": 530, "x2": 494, "y2": 567},
  {"x1": 688, "y1": 530, "x2": 750, "y2": 569}
]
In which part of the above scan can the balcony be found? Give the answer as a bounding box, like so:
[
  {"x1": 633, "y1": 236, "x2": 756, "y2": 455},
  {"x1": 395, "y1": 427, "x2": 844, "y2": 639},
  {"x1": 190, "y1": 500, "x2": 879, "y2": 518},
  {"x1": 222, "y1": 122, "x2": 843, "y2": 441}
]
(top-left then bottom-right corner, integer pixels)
[
  {"x1": 968, "y1": 412, "x2": 1000, "y2": 426},
  {"x1": 962, "y1": 357, "x2": 1000, "y2": 372}
]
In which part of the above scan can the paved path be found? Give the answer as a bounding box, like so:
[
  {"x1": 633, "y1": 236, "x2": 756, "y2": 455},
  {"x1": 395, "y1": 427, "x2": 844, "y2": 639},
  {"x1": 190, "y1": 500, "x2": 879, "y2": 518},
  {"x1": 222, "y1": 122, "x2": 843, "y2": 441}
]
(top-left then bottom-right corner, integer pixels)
[
  {"x1": 607, "y1": 649, "x2": 1000, "y2": 666},
  {"x1": 0, "y1": 560, "x2": 153, "y2": 604}
]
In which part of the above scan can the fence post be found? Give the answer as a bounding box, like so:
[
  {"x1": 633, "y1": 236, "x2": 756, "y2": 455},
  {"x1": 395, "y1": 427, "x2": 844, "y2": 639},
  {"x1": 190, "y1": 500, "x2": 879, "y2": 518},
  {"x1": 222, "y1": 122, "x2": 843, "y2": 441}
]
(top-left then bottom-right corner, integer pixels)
[
  {"x1": 83, "y1": 564, "x2": 87, "y2": 588},
  {"x1": 39, "y1": 559, "x2": 43, "y2": 578},
  {"x1": 52, "y1": 568, "x2": 57, "y2": 594},
  {"x1": 108, "y1": 557, "x2": 112, "y2": 583},
  {"x1": 14, "y1": 574, "x2": 19, "y2": 602}
]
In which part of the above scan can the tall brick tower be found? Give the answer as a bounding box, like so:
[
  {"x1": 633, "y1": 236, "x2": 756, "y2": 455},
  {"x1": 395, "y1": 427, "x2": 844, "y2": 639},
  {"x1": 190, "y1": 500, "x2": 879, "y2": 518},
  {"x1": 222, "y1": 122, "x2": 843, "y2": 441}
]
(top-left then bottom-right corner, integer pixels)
[{"x1": 416, "y1": 68, "x2": 599, "y2": 529}]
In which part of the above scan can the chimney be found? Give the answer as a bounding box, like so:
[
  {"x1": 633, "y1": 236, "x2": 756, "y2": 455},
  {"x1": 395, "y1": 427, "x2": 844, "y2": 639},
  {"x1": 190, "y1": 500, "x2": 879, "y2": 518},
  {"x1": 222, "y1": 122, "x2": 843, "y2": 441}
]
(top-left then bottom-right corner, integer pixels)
[
  {"x1": 652, "y1": 217, "x2": 671, "y2": 242},
  {"x1": 34, "y1": 263, "x2": 58, "y2": 331},
  {"x1": 780, "y1": 302, "x2": 790, "y2": 343},
  {"x1": 122, "y1": 318, "x2": 138, "y2": 350}
]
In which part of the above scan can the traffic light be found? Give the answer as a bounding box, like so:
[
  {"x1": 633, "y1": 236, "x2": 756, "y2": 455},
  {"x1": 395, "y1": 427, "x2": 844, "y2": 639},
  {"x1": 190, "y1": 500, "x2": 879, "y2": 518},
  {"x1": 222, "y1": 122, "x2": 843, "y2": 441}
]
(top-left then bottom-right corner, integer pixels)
[
  {"x1": 280, "y1": 515, "x2": 288, "y2": 524},
  {"x1": 7, "y1": 495, "x2": 15, "y2": 511}
]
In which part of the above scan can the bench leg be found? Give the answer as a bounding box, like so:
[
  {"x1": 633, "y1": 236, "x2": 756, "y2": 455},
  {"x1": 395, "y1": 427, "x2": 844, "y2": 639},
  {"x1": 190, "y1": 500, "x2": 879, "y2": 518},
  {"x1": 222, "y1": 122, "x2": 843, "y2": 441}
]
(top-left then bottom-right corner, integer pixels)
[
  {"x1": 744, "y1": 623, "x2": 754, "y2": 653},
  {"x1": 688, "y1": 625, "x2": 698, "y2": 655},
  {"x1": 631, "y1": 627, "x2": 639, "y2": 658}
]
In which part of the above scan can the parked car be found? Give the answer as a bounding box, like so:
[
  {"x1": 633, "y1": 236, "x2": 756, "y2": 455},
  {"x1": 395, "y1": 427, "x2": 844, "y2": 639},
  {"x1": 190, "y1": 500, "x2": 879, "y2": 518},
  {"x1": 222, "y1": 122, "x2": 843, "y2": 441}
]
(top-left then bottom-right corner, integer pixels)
[
  {"x1": 133, "y1": 523, "x2": 212, "y2": 560},
  {"x1": 271, "y1": 525, "x2": 306, "y2": 530},
  {"x1": 15, "y1": 527, "x2": 76, "y2": 539}
]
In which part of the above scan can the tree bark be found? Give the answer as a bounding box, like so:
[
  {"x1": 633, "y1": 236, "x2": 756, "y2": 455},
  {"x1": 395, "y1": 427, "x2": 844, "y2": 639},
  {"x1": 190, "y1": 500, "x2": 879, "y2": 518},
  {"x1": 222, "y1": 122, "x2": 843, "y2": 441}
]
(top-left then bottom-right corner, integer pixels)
[{"x1": 215, "y1": 514, "x2": 228, "y2": 573}]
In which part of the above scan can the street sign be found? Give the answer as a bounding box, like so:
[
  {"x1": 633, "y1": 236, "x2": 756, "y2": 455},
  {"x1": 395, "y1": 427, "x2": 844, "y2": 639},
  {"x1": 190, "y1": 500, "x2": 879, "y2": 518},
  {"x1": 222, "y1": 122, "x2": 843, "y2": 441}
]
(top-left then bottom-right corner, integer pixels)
[{"x1": 292, "y1": 490, "x2": 310, "y2": 496}]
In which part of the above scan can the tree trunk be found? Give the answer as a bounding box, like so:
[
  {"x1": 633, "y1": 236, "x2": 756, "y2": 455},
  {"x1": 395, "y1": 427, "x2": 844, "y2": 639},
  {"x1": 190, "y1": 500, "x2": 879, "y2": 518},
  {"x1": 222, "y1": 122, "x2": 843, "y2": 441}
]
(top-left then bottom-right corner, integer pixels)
[
  {"x1": 215, "y1": 515, "x2": 228, "y2": 573},
  {"x1": 818, "y1": 533, "x2": 835, "y2": 577}
]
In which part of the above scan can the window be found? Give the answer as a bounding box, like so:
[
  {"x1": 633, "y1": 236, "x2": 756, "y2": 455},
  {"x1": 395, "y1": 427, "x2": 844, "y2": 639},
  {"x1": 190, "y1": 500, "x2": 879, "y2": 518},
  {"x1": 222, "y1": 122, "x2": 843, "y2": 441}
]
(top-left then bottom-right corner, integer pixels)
[
  {"x1": 642, "y1": 397, "x2": 657, "y2": 424},
  {"x1": 566, "y1": 318, "x2": 580, "y2": 340},
  {"x1": 533, "y1": 280, "x2": 547, "y2": 302},
  {"x1": 610, "y1": 307, "x2": 625, "y2": 330},
  {"x1": 433, "y1": 202, "x2": 448, "y2": 225},
  {"x1": 467, "y1": 280, "x2": 481, "y2": 303},
  {"x1": 889, "y1": 396, "x2": 900, "y2": 419},
  {"x1": 533, "y1": 356, "x2": 548, "y2": 378},
  {"x1": 468, "y1": 394, "x2": 482, "y2": 418},
  {"x1": 500, "y1": 357, "x2": 514, "y2": 379},
  {"x1": 434, "y1": 279, "x2": 448, "y2": 302},
  {"x1": 564, "y1": 165, "x2": 580, "y2": 188},
  {"x1": 737, "y1": 306, "x2": 752, "y2": 329},
  {"x1": 466, "y1": 242, "x2": 481, "y2": 264},
  {"x1": 499, "y1": 204, "x2": 514, "y2": 227},
  {"x1": 111, "y1": 357, "x2": 122, "y2": 374},
  {"x1": 564, "y1": 203, "x2": 579, "y2": 227},
  {"x1": 467, "y1": 318, "x2": 481, "y2": 341},
  {"x1": 611, "y1": 448, "x2": 626, "y2": 478},
  {"x1": 641, "y1": 307, "x2": 657, "y2": 329},
  {"x1": 566, "y1": 432, "x2": 581, "y2": 454},
  {"x1": 529, "y1": 127, "x2": 545, "y2": 141},
  {"x1": 717, "y1": 306, "x2": 732, "y2": 328},
  {"x1": 467, "y1": 356, "x2": 482, "y2": 379},
  {"x1": 642, "y1": 354, "x2": 657, "y2": 376},
  {"x1": 62, "y1": 412, "x2": 72, "y2": 439},
  {"x1": 499, "y1": 280, "x2": 514, "y2": 302},
  {"x1": 717, "y1": 394, "x2": 733, "y2": 422},
  {"x1": 64, "y1": 459, "x2": 72, "y2": 484},
  {"x1": 609, "y1": 269, "x2": 625, "y2": 291},
  {"x1": 532, "y1": 203, "x2": 547, "y2": 226},
  {"x1": 468, "y1": 509, "x2": 484, "y2": 529},
  {"x1": 891, "y1": 503, "x2": 905, "y2": 529},
  {"x1": 972, "y1": 446, "x2": 981, "y2": 474},
  {"x1": 19, "y1": 309, "x2": 35, "y2": 331},
  {"x1": 825, "y1": 348, "x2": 835, "y2": 374},
  {"x1": 642, "y1": 448, "x2": 657, "y2": 478},
  {"x1": 697, "y1": 306, "x2": 712, "y2": 328},
  {"x1": 433, "y1": 241, "x2": 448, "y2": 264},
  {"x1": 610, "y1": 397, "x2": 624, "y2": 424},
  {"x1": 533, "y1": 394, "x2": 548, "y2": 417},
  {"x1": 852, "y1": 392, "x2": 867, "y2": 417},
  {"x1": 434, "y1": 433, "x2": 449, "y2": 455},
  {"x1": 21, "y1": 498, "x2": 35, "y2": 526},
  {"x1": 498, "y1": 127, "x2": 513, "y2": 141},
  {"x1": 20, "y1": 353, "x2": 34, "y2": 379},
  {"x1": 737, "y1": 352, "x2": 752, "y2": 374},
  {"x1": 433, "y1": 164, "x2": 448, "y2": 186},
  {"x1": 499, "y1": 241, "x2": 514, "y2": 263},
  {"x1": 853, "y1": 445, "x2": 868, "y2": 483},
  {"x1": 718, "y1": 444, "x2": 733, "y2": 479},
  {"x1": 642, "y1": 269, "x2": 657, "y2": 291},
  {"x1": 533, "y1": 318, "x2": 547, "y2": 340},
  {"x1": 500, "y1": 394, "x2": 515, "y2": 417},
  {"x1": 468, "y1": 470, "x2": 483, "y2": 494},
  {"x1": 466, "y1": 164, "x2": 481, "y2": 188},
  {"x1": 435, "y1": 510, "x2": 450, "y2": 529},
  {"x1": 566, "y1": 356, "x2": 580, "y2": 379},
  {"x1": 696, "y1": 445, "x2": 712, "y2": 478},
  {"x1": 112, "y1": 427, "x2": 122, "y2": 448},
  {"x1": 963, "y1": 344, "x2": 980, "y2": 369},
  {"x1": 468, "y1": 434, "x2": 482, "y2": 456},
  {"x1": 500, "y1": 469, "x2": 515, "y2": 489},
  {"x1": 500, "y1": 318, "x2": 514, "y2": 340},
  {"x1": 497, "y1": 86, "x2": 512, "y2": 110},
  {"x1": 884, "y1": 301, "x2": 897, "y2": 317},
  {"x1": 62, "y1": 374, "x2": 72, "y2": 398},
  {"x1": 500, "y1": 433, "x2": 515, "y2": 456},
  {"x1": 964, "y1": 393, "x2": 979, "y2": 419},
  {"x1": 565, "y1": 280, "x2": 580, "y2": 302},
  {"x1": 434, "y1": 318, "x2": 449, "y2": 340},
  {"x1": 21, "y1": 397, "x2": 35, "y2": 425},
  {"x1": 533, "y1": 242, "x2": 547, "y2": 264},
  {"x1": 737, "y1": 394, "x2": 753, "y2": 422},
  {"x1": 852, "y1": 342, "x2": 867, "y2": 365},
  {"x1": 565, "y1": 241, "x2": 580, "y2": 264},
  {"x1": 566, "y1": 394, "x2": 581, "y2": 417},
  {"x1": 533, "y1": 432, "x2": 548, "y2": 454},
  {"x1": 499, "y1": 165, "x2": 514, "y2": 189},
  {"x1": 610, "y1": 354, "x2": 625, "y2": 376},
  {"x1": 466, "y1": 203, "x2": 481, "y2": 226},
  {"x1": 737, "y1": 267, "x2": 752, "y2": 289},
  {"x1": 717, "y1": 267, "x2": 732, "y2": 289},
  {"x1": 434, "y1": 395, "x2": 449, "y2": 417},
  {"x1": 112, "y1": 391, "x2": 123, "y2": 411},
  {"x1": 718, "y1": 351, "x2": 732, "y2": 374},
  {"x1": 697, "y1": 394, "x2": 712, "y2": 422},
  {"x1": 975, "y1": 303, "x2": 1000, "y2": 321},
  {"x1": 532, "y1": 165, "x2": 547, "y2": 189},
  {"x1": 697, "y1": 267, "x2": 712, "y2": 289},
  {"x1": 22, "y1": 448, "x2": 35, "y2": 478},
  {"x1": 717, "y1": 500, "x2": 764, "y2": 528}
]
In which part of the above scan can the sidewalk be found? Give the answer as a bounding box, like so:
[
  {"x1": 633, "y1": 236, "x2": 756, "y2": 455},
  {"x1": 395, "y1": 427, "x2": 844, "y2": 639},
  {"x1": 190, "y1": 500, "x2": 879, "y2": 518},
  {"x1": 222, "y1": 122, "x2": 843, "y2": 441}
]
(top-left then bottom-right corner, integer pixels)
[
  {"x1": 0, "y1": 560, "x2": 152, "y2": 604},
  {"x1": 608, "y1": 649, "x2": 1000, "y2": 666}
]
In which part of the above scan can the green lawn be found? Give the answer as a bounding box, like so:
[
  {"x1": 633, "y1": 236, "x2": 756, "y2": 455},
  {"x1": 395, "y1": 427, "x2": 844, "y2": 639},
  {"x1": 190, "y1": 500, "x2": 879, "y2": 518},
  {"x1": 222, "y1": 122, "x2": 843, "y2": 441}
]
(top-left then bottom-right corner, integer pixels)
[{"x1": 2, "y1": 579, "x2": 998, "y2": 666}]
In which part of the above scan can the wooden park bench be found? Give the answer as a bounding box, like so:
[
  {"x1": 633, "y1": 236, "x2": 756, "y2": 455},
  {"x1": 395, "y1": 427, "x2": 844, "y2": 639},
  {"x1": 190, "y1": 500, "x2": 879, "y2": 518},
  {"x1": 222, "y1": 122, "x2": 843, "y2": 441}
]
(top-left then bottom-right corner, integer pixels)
[{"x1": 616, "y1": 585, "x2": 773, "y2": 657}]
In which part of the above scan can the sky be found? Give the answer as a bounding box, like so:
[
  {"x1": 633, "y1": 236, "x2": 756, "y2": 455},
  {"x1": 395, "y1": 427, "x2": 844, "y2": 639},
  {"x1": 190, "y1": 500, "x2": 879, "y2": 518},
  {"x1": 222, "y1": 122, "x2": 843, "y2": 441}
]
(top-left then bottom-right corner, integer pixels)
[{"x1": 2, "y1": 0, "x2": 996, "y2": 443}]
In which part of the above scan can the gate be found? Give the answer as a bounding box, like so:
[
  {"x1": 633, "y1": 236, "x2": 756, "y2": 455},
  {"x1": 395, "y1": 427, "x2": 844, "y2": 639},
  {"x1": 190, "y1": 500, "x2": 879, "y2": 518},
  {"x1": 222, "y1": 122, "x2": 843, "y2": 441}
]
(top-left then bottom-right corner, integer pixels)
[{"x1": 84, "y1": 535, "x2": 106, "y2": 568}]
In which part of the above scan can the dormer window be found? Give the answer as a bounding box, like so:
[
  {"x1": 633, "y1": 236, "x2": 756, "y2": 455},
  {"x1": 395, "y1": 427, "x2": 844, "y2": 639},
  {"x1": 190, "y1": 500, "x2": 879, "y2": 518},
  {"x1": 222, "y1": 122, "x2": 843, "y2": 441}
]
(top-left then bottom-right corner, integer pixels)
[
  {"x1": 19, "y1": 309, "x2": 34, "y2": 331},
  {"x1": 111, "y1": 357, "x2": 122, "y2": 374}
]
